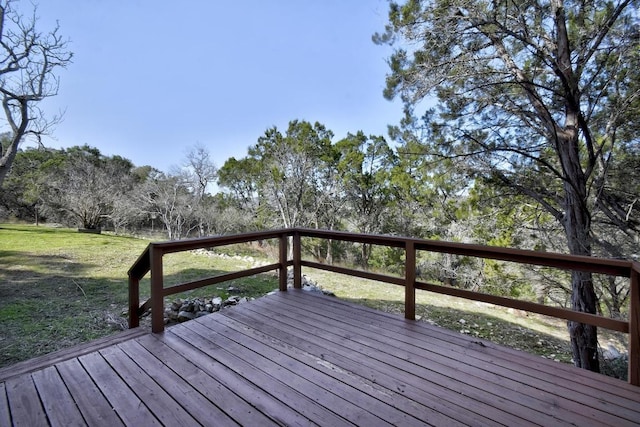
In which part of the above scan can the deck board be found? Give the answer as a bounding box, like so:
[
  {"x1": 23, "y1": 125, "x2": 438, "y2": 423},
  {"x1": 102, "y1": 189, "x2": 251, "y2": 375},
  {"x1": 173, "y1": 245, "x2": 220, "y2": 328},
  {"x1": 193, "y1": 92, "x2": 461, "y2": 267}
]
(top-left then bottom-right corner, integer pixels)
[
  {"x1": 186, "y1": 313, "x2": 401, "y2": 426},
  {"x1": 31, "y1": 366, "x2": 85, "y2": 427},
  {"x1": 226, "y1": 296, "x2": 512, "y2": 426},
  {"x1": 310, "y1": 292, "x2": 640, "y2": 423},
  {"x1": 99, "y1": 345, "x2": 200, "y2": 425},
  {"x1": 55, "y1": 358, "x2": 125, "y2": 427},
  {"x1": 0, "y1": 383, "x2": 10, "y2": 427},
  {"x1": 212, "y1": 314, "x2": 463, "y2": 426},
  {"x1": 4, "y1": 372, "x2": 48, "y2": 427},
  {"x1": 143, "y1": 331, "x2": 312, "y2": 427},
  {"x1": 1, "y1": 289, "x2": 640, "y2": 426},
  {"x1": 312, "y1": 292, "x2": 640, "y2": 399},
  {"x1": 302, "y1": 292, "x2": 640, "y2": 417},
  {"x1": 79, "y1": 351, "x2": 161, "y2": 426},
  {"x1": 0, "y1": 327, "x2": 148, "y2": 382},
  {"x1": 273, "y1": 291, "x2": 636, "y2": 426},
  {"x1": 212, "y1": 313, "x2": 429, "y2": 427},
  {"x1": 174, "y1": 320, "x2": 354, "y2": 426},
  {"x1": 118, "y1": 338, "x2": 266, "y2": 426}
]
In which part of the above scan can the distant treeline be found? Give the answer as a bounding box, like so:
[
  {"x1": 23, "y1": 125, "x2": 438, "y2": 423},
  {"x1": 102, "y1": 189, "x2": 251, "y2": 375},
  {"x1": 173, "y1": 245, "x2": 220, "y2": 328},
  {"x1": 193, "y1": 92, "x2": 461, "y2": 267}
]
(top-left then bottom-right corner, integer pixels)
[{"x1": 1, "y1": 120, "x2": 637, "y2": 321}]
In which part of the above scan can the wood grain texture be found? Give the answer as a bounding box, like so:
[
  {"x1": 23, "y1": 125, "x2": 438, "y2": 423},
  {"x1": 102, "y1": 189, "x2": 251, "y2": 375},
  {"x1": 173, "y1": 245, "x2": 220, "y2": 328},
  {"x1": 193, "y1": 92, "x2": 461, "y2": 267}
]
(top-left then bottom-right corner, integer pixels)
[
  {"x1": 31, "y1": 366, "x2": 85, "y2": 427},
  {"x1": 4, "y1": 374, "x2": 48, "y2": 427},
  {"x1": 1, "y1": 290, "x2": 640, "y2": 426}
]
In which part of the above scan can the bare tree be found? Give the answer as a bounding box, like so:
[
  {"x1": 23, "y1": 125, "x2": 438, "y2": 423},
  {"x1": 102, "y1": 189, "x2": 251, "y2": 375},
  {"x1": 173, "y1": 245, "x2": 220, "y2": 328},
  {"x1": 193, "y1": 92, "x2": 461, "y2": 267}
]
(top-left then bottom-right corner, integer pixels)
[
  {"x1": 0, "y1": 1, "x2": 72, "y2": 185},
  {"x1": 40, "y1": 146, "x2": 135, "y2": 230},
  {"x1": 181, "y1": 144, "x2": 217, "y2": 236},
  {"x1": 137, "y1": 172, "x2": 198, "y2": 240},
  {"x1": 183, "y1": 144, "x2": 217, "y2": 200}
]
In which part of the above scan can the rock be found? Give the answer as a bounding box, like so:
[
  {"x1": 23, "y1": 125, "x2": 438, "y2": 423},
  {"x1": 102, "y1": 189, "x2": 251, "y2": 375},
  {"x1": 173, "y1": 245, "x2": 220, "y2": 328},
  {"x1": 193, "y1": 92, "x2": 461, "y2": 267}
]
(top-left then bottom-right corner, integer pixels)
[
  {"x1": 160, "y1": 275, "x2": 336, "y2": 326},
  {"x1": 178, "y1": 311, "x2": 196, "y2": 321},
  {"x1": 284, "y1": 271, "x2": 335, "y2": 296},
  {"x1": 224, "y1": 296, "x2": 240, "y2": 306},
  {"x1": 603, "y1": 344, "x2": 621, "y2": 361}
]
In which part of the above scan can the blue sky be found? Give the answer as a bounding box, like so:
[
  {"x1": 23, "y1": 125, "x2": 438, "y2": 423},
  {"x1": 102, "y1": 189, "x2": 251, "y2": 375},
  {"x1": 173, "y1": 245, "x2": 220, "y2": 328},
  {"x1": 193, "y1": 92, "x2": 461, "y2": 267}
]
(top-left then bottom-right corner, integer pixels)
[{"x1": 25, "y1": 0, "x2": 404, "y2": 173}]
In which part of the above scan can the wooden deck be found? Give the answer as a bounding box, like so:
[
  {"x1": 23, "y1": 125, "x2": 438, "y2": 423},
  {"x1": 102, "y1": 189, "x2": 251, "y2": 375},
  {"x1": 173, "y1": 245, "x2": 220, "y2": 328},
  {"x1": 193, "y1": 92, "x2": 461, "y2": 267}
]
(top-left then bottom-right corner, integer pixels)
[{"x1": 1, "y1": 290, "x2": 639, "y2": 426}]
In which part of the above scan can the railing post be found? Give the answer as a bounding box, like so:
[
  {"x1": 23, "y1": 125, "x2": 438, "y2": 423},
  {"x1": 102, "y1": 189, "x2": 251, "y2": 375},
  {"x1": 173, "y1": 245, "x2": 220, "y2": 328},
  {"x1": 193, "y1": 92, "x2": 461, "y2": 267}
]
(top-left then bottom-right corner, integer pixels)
[
  {"x1": 293, "y1": 231, "x2": 302, "y2": 289},
  {"x1": 629, "y1": 263, "x2": 640, "y2": 386},
  {"x1": 150, "y1": 245, "x2": 165, "y2": 333},
  {"x1": 405, "y1": 240, "x2": 416, "y2": 320},
  {"x1": 128, "y1": 275, "x2": 140, "y2": 328},
  {"x1": 279, "y1": 233, "x2": 288, "y2": 291}
]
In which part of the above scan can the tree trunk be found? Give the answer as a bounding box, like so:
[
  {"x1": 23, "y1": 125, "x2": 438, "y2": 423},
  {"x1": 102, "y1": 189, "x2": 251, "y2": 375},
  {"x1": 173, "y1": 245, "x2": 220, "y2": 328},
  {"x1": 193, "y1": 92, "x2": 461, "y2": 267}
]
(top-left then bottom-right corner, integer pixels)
[
  {"x1": 562, "y1": 161, "x2": 599, "y2": 372},
  {"x1": 568, "y1": 271, "x2": 600, "y2": 371},
  {"x1": 0, "y1": 101, "x2": 28, "y2": 186},
  {"x1": 325, "y1": 238, "x2": 333, "y2": 265},
  {"x1": 287, "y1": 236, "x2": 294, "y2": 260},
  {"x1": 361, "y1": 243, "x2": 371, "y2": 269},
  {"x1": 605, "y1": 276, "x2": 622, "y2": 319},
  {"x1": 552, "y1": 3, "x2": 600, "y2": 366}
]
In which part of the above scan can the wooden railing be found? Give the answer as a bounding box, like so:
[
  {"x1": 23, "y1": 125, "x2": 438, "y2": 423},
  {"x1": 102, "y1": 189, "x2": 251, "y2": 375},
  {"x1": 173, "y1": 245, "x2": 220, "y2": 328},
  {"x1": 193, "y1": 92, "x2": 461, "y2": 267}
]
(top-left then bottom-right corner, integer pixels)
[{"x1": 128, "y1": 228, "x2": 640, "y2": 385}]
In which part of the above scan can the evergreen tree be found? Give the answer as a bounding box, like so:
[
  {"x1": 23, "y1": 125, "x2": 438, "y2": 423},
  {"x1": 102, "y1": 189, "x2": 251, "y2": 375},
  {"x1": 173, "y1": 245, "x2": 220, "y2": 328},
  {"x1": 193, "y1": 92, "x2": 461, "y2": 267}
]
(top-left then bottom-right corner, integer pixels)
[{"x1": 376, "y1": 0, "x2": 640, "y2": 371}]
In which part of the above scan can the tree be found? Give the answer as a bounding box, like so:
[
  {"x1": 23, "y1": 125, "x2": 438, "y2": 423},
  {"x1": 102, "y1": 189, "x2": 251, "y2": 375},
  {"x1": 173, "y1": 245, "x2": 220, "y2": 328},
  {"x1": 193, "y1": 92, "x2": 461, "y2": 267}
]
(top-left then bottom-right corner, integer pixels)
[
  {"x1": 103, "y1": 161, "x2": 148, "y2": 234},
  {"x1": 178, "y1": 145, "x2": 218, "y2": 236},
  {"x1": 182, "y1": 145, "x2": 218, "y2": 199},
  {"x1": 335, "y1": 132, "x2": 397, "y2": 265},
  {"x1": 0, "y1": 141, "x2": 54, "y2": 221},
  {"x1": 217, "y1": 156, "x2": 266, "y2": 233},
  {"x1": 205, "y1": 193, "x2": 256, "y2": 235},
  {"x1": 0, "y1": 1, "x2": 72, "y2": 185},
  {"x1": 224, "y1": 120, "x2": 335, "y2": 230},
  {"x1": 137, "y1": 171, "x2": 197, "y2": 240},
  {"x1": 376, "y1": 0, "x2": 640, "y2": 371},
  {"x1": 386, "y1": 129, "x2": 472, "y2": 239},
  {"x1": 40, "y1": 146, "x2": 135, "y2": 230}
]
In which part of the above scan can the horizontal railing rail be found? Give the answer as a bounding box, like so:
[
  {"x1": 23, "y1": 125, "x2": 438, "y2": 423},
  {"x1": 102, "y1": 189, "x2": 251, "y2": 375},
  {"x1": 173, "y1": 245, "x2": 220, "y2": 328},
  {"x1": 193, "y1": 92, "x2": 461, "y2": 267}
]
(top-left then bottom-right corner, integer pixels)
[
  {"x1": 128, "y1": 229, "x2": 292, "y2": 333},
  {"x1": 128, "y1": 228, "x2": 640, "y2": 385}
]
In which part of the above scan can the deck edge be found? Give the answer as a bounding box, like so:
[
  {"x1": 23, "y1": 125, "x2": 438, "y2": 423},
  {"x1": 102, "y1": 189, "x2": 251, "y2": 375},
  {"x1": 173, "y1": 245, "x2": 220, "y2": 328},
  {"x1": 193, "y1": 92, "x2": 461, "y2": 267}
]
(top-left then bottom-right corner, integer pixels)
[{"x1": 0, "y1": 327, "x2": 149, "y2": 382}]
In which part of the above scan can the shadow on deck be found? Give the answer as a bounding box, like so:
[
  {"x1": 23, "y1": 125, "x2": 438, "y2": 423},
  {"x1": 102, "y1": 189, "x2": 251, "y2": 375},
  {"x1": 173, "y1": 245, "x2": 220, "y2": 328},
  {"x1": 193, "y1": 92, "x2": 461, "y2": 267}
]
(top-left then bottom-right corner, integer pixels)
[{"x1": 2, "y1": 290, "x2": 640, "y2": 426}]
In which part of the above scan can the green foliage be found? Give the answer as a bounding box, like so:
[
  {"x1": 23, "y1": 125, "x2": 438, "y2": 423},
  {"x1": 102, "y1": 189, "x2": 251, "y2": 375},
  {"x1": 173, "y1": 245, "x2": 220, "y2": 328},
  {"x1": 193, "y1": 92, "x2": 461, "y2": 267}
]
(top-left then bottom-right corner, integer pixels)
[
  {"x1": 376, "y1": 0, "x2": 640, "y2": 369},
  {"x1": 368, "y1": 245, "x2": 404, "y2": 275},
  {"x1": 1, "y1": 145, "x2": 141, "y2": 230},
  {"x1": 217, "y1": 157, "x2": 260, "y2": 209},
  {"x1": 219, "y1": 120, "x2": 337, "y2": 232},
  {"x1": 1, "y1": 146, "x2": 56, "y2": 220},
  {"x1": 376, "y1": 0, "x2": 639, "y2": 251},
  {"x1": 333, "y1": 132, "x2": 398, "y2": 265}
]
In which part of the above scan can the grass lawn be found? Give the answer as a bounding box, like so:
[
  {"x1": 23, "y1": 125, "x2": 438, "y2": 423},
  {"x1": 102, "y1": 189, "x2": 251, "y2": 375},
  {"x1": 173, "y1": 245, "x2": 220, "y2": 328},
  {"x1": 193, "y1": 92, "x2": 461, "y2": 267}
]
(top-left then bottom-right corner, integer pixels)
[
  {"x1": 0, "y1": 223, "x2": 278, "y2": 367},
  {"x1": 0, "y1": 223, "x2": 629, "y2": 379}
]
